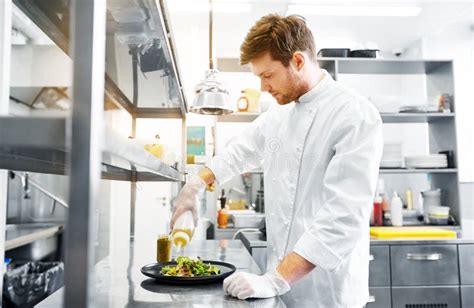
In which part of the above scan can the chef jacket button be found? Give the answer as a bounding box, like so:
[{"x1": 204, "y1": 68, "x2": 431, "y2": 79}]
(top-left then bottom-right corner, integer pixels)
[{"x1": 278, "y1": 256, "x2": 283, "y2": 261}]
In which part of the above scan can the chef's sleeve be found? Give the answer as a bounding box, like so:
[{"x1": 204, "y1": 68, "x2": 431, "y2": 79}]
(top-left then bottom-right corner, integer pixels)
[
  {"x1": 207, "y1": 111, "x2": 268, "y2": 185},
  {"x1": 293, "y1": 103, "x2": 383, "y2": 272}
]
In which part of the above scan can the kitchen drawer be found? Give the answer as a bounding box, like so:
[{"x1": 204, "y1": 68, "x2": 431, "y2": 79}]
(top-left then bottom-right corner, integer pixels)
[
  {"x1": 461, "y1": 285, "x2": 474, "y2": 308},
  {"x1": 392, "y1": 286, "x2": 460, "y2": 308},
  {"x1": 366, "y1": 287, "x2": 391, "y2": 308},
  {"x1": 369, "y1": 246, "x2": 390, "y2": 286},
  {"x1": 391, "y1": 244, "x2": 459, "y2": 286},
  {"x1": 459, "y1": 244, "x2": 474, "y2": 285}
]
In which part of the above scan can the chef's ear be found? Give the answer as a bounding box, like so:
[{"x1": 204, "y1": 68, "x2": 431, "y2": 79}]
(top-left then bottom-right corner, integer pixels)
[{"x1": 292, "y1": 51, "x2": 305, "y2": 71}]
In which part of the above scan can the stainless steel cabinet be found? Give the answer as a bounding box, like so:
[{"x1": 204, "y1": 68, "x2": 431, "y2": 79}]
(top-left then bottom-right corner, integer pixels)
[
  {"x1": 366, "y1": 287, "x2": 391, "y2": 308},
  {"x1": 392, "y1": 286, "x2": 460, "y2": 308},
  {"x1": 459, "y1": 244, "x2": 474, "y2": 285},
  {"x1": 461, "y1": 286, "x2": 474, "y2": 308},
  {"x1": 369, "y1": 246, "x2": 390, "y2": 286},
  {"x1": 391, "y1": 244, "x2": 459, "y2": 286}
]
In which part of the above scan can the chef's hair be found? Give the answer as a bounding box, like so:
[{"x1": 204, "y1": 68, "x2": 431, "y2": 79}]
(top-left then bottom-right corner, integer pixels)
[{"x1": 240, "y1": 14, "x2": 316, "y2": 66}]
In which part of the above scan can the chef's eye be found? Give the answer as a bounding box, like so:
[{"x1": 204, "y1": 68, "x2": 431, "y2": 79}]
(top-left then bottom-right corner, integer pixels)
[{"x1": 263, "y1": 74, "x2": 272, "y2": 79}]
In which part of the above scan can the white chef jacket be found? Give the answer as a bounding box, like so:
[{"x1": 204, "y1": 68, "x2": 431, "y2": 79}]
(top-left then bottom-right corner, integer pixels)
[{"x1": 209, "y1": 70, "x2": 383, "y2": 308}]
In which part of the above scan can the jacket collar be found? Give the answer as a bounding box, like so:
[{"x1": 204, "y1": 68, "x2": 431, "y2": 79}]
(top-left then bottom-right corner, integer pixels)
[{"x1": 296, "y1": 69, "x2": 333, "y2": 104}]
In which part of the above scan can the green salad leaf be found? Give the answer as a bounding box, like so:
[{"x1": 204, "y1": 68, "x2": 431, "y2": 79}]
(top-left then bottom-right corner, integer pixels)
[{"x1": 161, "y1": 256, "x2": 221, "y2": 277}]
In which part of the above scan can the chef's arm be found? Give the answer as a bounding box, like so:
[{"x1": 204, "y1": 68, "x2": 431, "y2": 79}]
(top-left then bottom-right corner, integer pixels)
[
  {"x1": 277, "y1": 252, "x2": 315, "y2": 284},
  {"x1": 207, "y1": 111, "x2": 269, "y2": 185},
  {"x1": 292, "y1": 105, "x2": 383, "y2": 272}
]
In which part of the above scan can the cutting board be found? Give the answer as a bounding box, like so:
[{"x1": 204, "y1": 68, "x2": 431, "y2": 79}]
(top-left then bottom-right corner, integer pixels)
[{"x1": 370, "y1": 226, "x2": 457, "y2": 239}]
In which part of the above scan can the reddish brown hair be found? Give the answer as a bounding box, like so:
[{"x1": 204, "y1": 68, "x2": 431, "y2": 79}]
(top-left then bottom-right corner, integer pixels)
[{"x1": 240, "y1": 14, "x2": 316, "y2": 66}]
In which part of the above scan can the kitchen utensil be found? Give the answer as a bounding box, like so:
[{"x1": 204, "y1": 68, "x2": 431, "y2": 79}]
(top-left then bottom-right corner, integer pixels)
[
  {"x1": 141, "y1": 260, "x2": 236, "y2": 284},
  {"x1": 370, "y1": 226, "x2": 456, "y2": 239},
  {"x1": 421, "y1": 189, "x2": 442, "y2": 207},
  {"x1": 317, "y1": 48, "x2": 350, "y2": 57}
]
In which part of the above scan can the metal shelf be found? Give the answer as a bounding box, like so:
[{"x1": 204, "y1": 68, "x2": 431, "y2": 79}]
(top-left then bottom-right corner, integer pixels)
[
  {"x1": 0, "y1": 117, "x2": 183, "y2": 182},
  {"x1": 381, "y1": 113, "x2": 454, "y2": 123},
  {"x1": 379, "y1": 168, "x2": 457, "y2": 174},
  {"x1": 217, "y1": 112, "x2": 260, "y2": 122},
  {"x1": 217, "y1": 112, "x2": 455, "y2": 123}
]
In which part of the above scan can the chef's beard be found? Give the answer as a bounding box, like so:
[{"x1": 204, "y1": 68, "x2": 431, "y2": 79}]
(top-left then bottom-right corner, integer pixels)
[{"x1": 274, "y1": 69, "x2": 306, "y2": 105}]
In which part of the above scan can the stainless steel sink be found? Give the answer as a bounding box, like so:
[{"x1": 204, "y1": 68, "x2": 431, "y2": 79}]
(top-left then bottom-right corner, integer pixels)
[{"x1": 5, "y1": 223, "x2": 63, "y2": 260}]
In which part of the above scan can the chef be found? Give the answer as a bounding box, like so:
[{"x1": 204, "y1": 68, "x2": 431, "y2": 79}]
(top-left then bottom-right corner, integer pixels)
[{"x1": 171, "y1": 14, "x2": 383, "y2": 308}]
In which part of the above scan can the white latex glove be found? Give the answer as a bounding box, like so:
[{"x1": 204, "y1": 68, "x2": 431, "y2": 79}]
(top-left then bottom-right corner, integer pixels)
[
  {"x1": 170, "y1": 175, "x2": 206, "y2": 228},
  {"x1": 223, "y1": 270, "x2": 290, "y2": 300}
]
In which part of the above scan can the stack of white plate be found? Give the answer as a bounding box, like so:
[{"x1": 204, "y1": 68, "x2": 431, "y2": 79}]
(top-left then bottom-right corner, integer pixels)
[
  {"x1": 405, "y1": 154, "x2": 448, "y2": 168},
  {"x1": 381, "y1": 142, "x2": 403, "y2": 168}
]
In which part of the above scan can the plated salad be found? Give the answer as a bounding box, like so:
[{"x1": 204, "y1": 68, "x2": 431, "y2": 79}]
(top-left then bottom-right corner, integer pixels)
[{"x1": 160, "y1": 256, "x2": 221, "y2": 277}]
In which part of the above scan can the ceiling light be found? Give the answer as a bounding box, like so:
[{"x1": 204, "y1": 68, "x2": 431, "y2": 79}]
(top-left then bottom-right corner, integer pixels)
[
  {"x1": 286, "y1": 5, "x2": 422, "y2": 17},
  {"x1": 190, "y1": 0, "x2": 233, "y2": 115}
]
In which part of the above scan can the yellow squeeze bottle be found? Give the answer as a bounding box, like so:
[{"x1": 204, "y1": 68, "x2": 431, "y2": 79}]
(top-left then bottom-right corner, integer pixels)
[{"x1": 172, "y1": 211, "x2": 194, "y2": 248}]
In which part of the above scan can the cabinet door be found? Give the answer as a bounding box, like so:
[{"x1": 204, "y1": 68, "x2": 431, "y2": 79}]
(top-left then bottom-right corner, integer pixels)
[
  {"x1": 366, "y1": 287, "x2": 391, "y2": 308},
  {"x1": 461, "y1": 286, "x2": 474, "y2": 308},
  {"x1": 392, "y1": 286, "x2": 460, "y2": 308},
  {"x1": 459, "y1": 244, "x2": 474, "y2": 285},
  {"x1": 369, "y1": 246, "x2": 390, "y2": 286},
  {"x1": 391, "y1": 245, "x2": 459, "y2": 286}
]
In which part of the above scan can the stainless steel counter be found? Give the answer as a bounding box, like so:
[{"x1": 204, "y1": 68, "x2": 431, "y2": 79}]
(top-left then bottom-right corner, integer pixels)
[{"x1": 38, "y1": 240, "x2": 286, "y2": 307}]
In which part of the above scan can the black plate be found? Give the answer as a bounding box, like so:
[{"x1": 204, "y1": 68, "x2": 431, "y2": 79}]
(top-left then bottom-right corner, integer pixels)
[{"x1": 140, "y1": 260, "x2": 236, "y2": 285}]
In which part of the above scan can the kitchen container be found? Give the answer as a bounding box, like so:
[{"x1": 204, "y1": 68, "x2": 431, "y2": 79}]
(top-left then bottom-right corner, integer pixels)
[
  {"x1": 349, "y1": 49, "x2": 379, "y2": 58},
  {"x1": 232, "y1": 213, "x2": 265, "y2": 228},
  {"x1": 426, "y1": 206, "x2": 450, "y2": 225},
  {"x1": 317, "y1": 48, "x2": 350, "y2": 57}
]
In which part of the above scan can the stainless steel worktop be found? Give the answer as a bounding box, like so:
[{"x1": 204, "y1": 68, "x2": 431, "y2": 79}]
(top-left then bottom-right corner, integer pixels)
[{"x1": 38, "y1": 240, "x2": 286, "y2": 307}]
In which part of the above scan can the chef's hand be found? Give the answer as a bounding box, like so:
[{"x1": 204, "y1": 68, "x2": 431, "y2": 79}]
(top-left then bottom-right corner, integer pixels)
[
  {"x1": 170, "y1": 174, "x2": 206, "y2": 228},
  {"x1": 223, "y1": 270, "x2": 290, "y2": 300}
]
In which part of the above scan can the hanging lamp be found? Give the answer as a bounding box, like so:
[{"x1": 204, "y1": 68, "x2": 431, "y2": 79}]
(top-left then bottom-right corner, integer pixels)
[{"x1": 190, "y1": 0, "x2": 233, "y2": 115}]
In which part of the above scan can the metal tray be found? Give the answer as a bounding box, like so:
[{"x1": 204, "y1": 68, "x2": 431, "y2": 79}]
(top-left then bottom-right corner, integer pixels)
[{"x1": 141, "y1": 260, "x2": 236, "y2": 285}]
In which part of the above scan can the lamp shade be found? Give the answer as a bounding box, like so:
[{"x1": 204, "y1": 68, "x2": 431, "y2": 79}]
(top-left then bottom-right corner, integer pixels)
[{"x1": 190, "y1": 69, "x2": 233, "y2": 115}]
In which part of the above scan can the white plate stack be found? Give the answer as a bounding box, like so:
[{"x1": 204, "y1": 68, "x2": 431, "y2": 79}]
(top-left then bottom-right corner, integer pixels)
[
  {"x1": 405, "y1": 154, "x2": 448, "y2": 169},
  {"x1": 380, "y1": 142, "x2": 403, "y2": 168}
]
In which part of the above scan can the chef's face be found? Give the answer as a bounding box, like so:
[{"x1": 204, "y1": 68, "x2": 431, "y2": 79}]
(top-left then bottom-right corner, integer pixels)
[{"x1": 250, "y1": 52, "x2": 304, "y2": 105}]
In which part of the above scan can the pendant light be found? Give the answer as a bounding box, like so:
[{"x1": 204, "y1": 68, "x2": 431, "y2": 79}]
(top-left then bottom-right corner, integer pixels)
[{"x1": 190, "y1": 0, "x2": 233, "y2": 115}]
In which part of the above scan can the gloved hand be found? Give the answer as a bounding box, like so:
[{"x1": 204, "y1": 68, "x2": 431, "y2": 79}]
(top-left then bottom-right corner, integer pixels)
[
  {"x1": 223, "y1": 270, "x2": 290, "y2": 300},
  {"x1": 170, "y1": 174, "x2": 206, "y2": 228}
]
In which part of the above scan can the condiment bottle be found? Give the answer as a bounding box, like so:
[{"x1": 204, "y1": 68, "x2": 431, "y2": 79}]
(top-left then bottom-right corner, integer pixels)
[
  {"x1": 217, "y1": 189, "x2": 229, "y2": 228},
  {"x1": 373, "y1": 194, "x2": 383, "y2": 226},
  {"x1": 390, "y1": 192, "x2": 404, "y2": 227},
  {"x1": 171, "y1": 211, "x2": 194, "y2": 248}
]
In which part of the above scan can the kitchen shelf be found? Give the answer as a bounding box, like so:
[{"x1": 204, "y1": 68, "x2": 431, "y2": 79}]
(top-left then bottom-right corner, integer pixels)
[
  {"x1": 217, "y1": 112, "x2": 260, "y2": 122},
  {"x1": 0, "y1": 117, "x2": 183, "y2": 182},
  {"x1": 379, "y1": 168, "x2": 458, "y2": 174},
  {"x1": 217, "y1": 112, "x2": 455, "y2": 123},
  {"x1": 381, "y1": 113, "x2": 454, "y2": 123}
]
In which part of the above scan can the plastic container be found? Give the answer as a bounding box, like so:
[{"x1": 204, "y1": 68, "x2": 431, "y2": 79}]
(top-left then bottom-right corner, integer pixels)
[
  {"x1": 171, "y1": 211, "x2": 194, "y2": 247},
  {"x1": 317, "y1": 48, "x2": 350, "y2": 57},
  {"x1": 390, "y1": 192, "x2": 404, "y2": 227},
  {"x1": 426, "y1": 206, "x2": 450, "y2": 225},
  {"x1": 349, "y1": 49, "x2": 379, "y2": 58}
]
